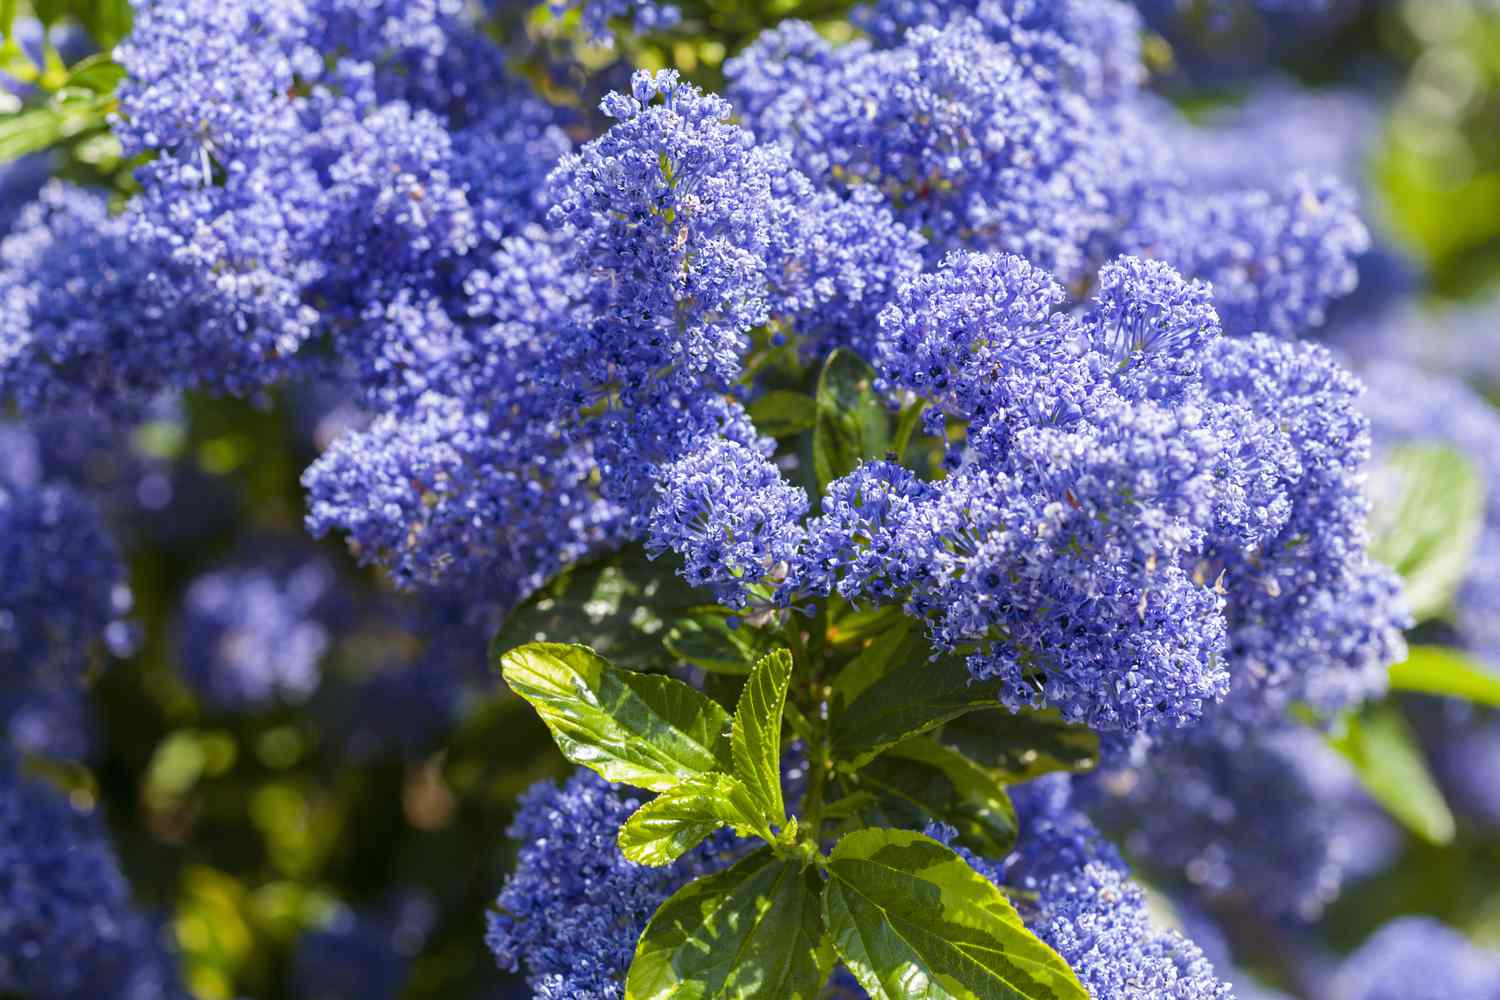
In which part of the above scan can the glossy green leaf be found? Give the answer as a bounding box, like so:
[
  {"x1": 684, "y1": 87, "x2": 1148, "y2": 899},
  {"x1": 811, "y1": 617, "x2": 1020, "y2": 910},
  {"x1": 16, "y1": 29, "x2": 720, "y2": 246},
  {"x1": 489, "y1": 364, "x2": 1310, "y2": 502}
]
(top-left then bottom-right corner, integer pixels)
[
  {"x1": 823, "y1": 828, "x2": 1088, "y2": 1000},
  {"x1": 627, "y1": 849, "x2": 834, "y2": 1000},
  {"x1": 619, "y1": 774, "x2": 767, "y2": 866},
  {"x1": 499, "y1": 643, "x2": 733, "y2": 792},
  {"x1": 814, "y1": 349, "x2": 890, "y2": 492},
  {"x1": 858, "y1": 738, "x2": 1018, "y2": 856},
  {"x1": 665, "y1": 612, "x2": 777, "y2": 675},
  {"x1": 1369, "y1": 444, "x2": 1486, "y2": 623},
  {"x1": 492, "y1": 546, "x2": 711, "y2": 673},
  {"x1": 832, "y1": 653, "x2": 1001, "y2": 771},
  {"x1": 1388, "y1": 645, "x2": 1500, "y2": 708},
  {"x1": 1330, "y1": 704, "x2": 1455, "y2": 846},
  {"x1": 749, "y1": 389, "x2": 818, "y2": 438},
  {"x1": 940, "y1": 710, "x2": 1100, "y2": 783},
  {"x1": 732, "y1": 650, "x2": 793, "y2": 825}
]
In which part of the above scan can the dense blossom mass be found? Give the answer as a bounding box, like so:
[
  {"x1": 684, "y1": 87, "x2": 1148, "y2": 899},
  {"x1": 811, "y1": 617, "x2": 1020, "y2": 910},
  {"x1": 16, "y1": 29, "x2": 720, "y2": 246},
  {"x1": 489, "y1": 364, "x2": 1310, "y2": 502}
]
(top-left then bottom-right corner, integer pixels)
[
  {"x1": 0, "y1": 759, "x2": 184, "y2": 1000},
  {"x1": 485, "y1": 769, "x2": 745, "y2": 998},
  {"x1": 1331, "y1": 917, "x2": 1500, "y2": 1000},
  {"x1": 0, "y1": 0, "x2": 1477, "y2": 996}
]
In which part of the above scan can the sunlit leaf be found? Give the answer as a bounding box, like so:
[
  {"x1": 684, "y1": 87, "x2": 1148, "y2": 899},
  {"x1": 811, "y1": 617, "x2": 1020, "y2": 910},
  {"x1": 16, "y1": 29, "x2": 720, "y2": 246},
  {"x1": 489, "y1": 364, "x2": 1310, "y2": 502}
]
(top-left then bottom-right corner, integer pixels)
[
  {"x1": 499, "y1": 642, "x2": 733, "y2": 791},
  {"x1": 823, "y1": 828, "x2": 1088, "y2": 1000},
  {"x1": 628, "y1": 849, "x2": 833, "y2": 1000}
]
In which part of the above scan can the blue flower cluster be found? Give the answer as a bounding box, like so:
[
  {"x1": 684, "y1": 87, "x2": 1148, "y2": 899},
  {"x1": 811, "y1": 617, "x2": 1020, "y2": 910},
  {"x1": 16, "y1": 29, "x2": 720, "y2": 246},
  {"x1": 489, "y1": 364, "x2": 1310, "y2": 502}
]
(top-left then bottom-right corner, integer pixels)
[
  {"x1": 0, "y1": 0, "x2": 1426, "y2": 994},
  {"x1": 1331, "y1": 917, "x2": 1500, "y2": 1000},
  {"x1": 0, "y1": 468, "x2": 128, "y2": 760},
  {"x1": 1084, "y1": 726, "x2": 1378, "y2": 920},
  {"x1": 291, "y1": 896, "x2": 436, "y2": 1000},
  {"x1": 939, "y1": 776, "x2": 1233, "y2": 999},
  {"x1": 486, "y1": 769, "x2": 746, "y2": 999},
  {"x1": 726, "y1": 15, "x2": 1143, "y2": 280},
  {"x1": 176, "y1": 554, "x2": 343, "y2": 709},
  {"x1": 786, "y1": 252, "x2": 1402, "y2": 734},
  {"x1": 0, "y1": 759, "x2": 186, "y2": 999}
]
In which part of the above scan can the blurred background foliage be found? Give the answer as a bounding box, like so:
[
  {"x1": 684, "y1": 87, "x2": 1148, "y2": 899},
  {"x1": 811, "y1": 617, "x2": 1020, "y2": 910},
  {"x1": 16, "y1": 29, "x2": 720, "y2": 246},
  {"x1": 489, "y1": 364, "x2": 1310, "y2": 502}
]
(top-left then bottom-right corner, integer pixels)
[{"x1": 4, "y1": 0, "x2": 1500, "y2": 998}]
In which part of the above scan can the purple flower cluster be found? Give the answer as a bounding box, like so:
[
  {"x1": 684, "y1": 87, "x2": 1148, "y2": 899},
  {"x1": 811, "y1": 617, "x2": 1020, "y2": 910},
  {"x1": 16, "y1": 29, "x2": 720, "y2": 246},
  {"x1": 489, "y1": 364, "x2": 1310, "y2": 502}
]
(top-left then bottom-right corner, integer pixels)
[
  {"x1": 0, "y1": 1, "x2": 1426, "y2": 994},
  {"x1": 787, "y1": 252, "x2": 1402, "y2": 734},
  {"x1": 486, "y1": 769, "x2": 745, "y2": 999},
  {"x1": 0, "y1": 469, "x2": 128, "y2": 760},
  {"x1": 175, "y1": 554, "x2": 343, "y2": 709},
  {"x1": 0, "y1": 759, "x2": 187, "y2": 1000},
  {"x1": 940, "y1": 776, "x2": 1234, "y2": 999},
  {"x1": 1331, "y1": 918, "x2": 1500, "y2": 1000},
  {"x1": 1084, "y1": 725, "x2": 1383, "y2": 920}
]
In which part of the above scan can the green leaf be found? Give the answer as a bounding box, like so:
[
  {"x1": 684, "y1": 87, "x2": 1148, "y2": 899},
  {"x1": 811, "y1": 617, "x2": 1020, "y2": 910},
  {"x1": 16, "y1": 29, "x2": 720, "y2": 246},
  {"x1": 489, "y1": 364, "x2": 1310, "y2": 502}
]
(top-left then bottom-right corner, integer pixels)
[
  {"x1": 749, "y1": 389, "x2": 818, "y2": 438},
  {"x1": 31, "y1": 0, "x2": 66, "y2": 27},
  {"x1": 939, "y1": 710, "x2": 1100, "y2": 783},
  {"x1": 627, "y1": 849, "x2": 834, "y2": 1000},
  {"x1": 1368, "y1": 444, "x2": 1486, "y2": 623},
  {"x1": 732, "y1": 649, "x2": 793, "y2": 826},
  {"x1": 821, "y1": 791, "x2": 880, "y2": 821},
  {"x1": 827, "y1": 603, "x2": 906, "y2": 648},
  {"x1": 619, "y1": 773, "x2": 768, "y2": 866},
  {"x1": 858, "y1": 738, "x2": 1018, "y2": 856},
  {"x1": 71, "y1": 0, "x2": 133, "y2": 50},
  {"x1": 1388, "y1": 645, "x2": 1500, "y2": 708},
  {"x1": 814, "y1": 349, "x2": 890, "y2": 492},
  {"x1": 832, "y1": 617, "x2": 923, "y2": 707},
  {"x1": 492, "y1": 546, "x2": 711, "y2": 673},
  {"x1": 499, "y1": 643, "x2": 733, "y2": 792},
  {"x1": 1329, "y1": 704, "x2": 1455, "y2": 846},
  {"x1": 891, "y1": 399, "x2": 928, "y2": 463},
  {"x1": 63, "y1": 54, "x2": 124, "y2": 94},
  {"x1": 665, "y1": 612, "x2": 777, "y2": 675},
  {"x1": 0, "y1": 92, "x2": 113, "y2": 163},
  {"x1": 822, "y1": 828, "x2": 1088, "y2": 1000},
  {"x1": 832, "y1": 652, "x2": 1001, "y2": 771}
]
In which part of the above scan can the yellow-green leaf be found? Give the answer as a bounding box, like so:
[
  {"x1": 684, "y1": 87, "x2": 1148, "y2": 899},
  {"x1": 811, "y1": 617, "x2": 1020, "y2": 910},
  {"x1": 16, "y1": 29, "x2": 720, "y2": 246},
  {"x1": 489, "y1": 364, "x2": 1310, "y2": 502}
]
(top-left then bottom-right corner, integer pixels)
[
  {"x1": 619, "y1": 774, "x2": 767, "y2": 866},
  {"x1": 732, "y1": 649, "x2": 793, "y2": 826},
  {"x1": 814, "y1": 349, "x2": 891, "y2": 493},
  {"x1": 940, "y1": 710, "x2": 1100, "y2": 783},
  {"x1": 1388, "y1": 645, "x2": 1500, "y2": 708},
  {"x1": 628, "y1": 849, "x2": 833, "y2": 1000},
  {"x1": 832, "y1": 653, "x2": 1002, "y2": 771},
  {"x1": 749, "y1": 389, "x2": 818, "y2": 438},
  {"x1": 1329, "y1": 704, "x2": 1455, "y2": 846},
  {"x1": 1369, "y1": 444, "x2": 1485, "y2": 623},
  {"x1": 499, "y1": 642, "x2": 733, "y2": 792},
  {"x1": 822, "y1": 828, "x2": 1088, "y2": 1000}
]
